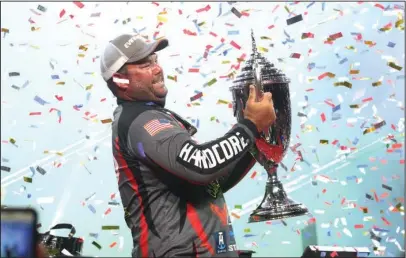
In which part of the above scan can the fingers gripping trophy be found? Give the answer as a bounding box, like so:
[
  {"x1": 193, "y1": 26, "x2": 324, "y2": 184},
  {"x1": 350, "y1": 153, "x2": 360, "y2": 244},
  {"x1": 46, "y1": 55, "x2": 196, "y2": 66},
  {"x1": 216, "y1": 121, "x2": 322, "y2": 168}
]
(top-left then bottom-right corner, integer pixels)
[{"x1": 230, "y1": 30, "x2": 309, "y2": 223}]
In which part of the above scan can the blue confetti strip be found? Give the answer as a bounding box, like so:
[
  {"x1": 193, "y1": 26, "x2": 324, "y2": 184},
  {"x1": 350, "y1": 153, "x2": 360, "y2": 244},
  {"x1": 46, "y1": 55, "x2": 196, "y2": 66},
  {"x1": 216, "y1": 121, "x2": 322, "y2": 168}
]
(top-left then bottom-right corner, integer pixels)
[
  {"x1": 339, "y1": 57, "x2": 348, "y2": 65},
  {"x1": 88, "y1": 204, "x2": 96, "y2": 214},
  {"x1": 34, "y1": 95, "x2": 49, "y2": 105}
]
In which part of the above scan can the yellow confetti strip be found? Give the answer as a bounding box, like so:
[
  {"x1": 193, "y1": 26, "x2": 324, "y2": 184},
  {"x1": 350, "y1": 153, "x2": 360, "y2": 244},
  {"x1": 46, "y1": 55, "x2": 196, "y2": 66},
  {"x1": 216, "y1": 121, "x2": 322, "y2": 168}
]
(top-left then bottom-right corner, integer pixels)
[
  {"x1": 217, "y1": 99, "x2": 229, "y2": 105},
  {"x1": 349, "y1": 70, "x2": 359, "y2": 74},
  {"x1": 320, "y1": 139, "x2": 329, "y2": 144},
  {"x1": 222, "y1": 60, "x2": 230, "y2": 64},
  {"x1": 23, "y1": 177, "x2": 32, "y2": 183},
  {"x1": 379, "y1": 26, "x2": 391, "y2": 32},
  {"x1": 78, "y1": 54, "x2": 85, "y2": 58},
  {"x1": 395, "y1": 14, "x2": 404, "y2": 30},
  {"x1": 9, "y1": 138, "x2": 16, "y2": 144},
  {"x1": 157, "y1": 15, "x2": 167, "y2": 23},
  {"x1": 258, "y1": 46, "x2": 268, "y2": 53},
  {"x1": 207, "y1": 78, "x2": 217, "y2": 86},
  {"x1": 167, "y1": 75, "x2": 177, "y2": 81},
  {"x1": 1, "y1": 28, "x2": 10, "y2": 33},
  {"x1": 101, "y1": 118, "x2": 113, "y2": 124},
  {"x1": 364, "y1": 40, "x2": 376, "y2": 46},
  {"x1": 31, "y1": 27, "x2": 40, "y2": 31},
  {"x1": 79, "y1": 45, "x2": 88, "y2": 51},
  {"x1": 85, "y1": 84, "x2": 93, "y2": 91},
  {"x1": 363, "y1": 127, "x2": 376, "y2": 135},
  {"x1": 372, "y1": 81, "x2": 382, "y2": 87},
  {"x1": 210, "y1": 116, "x2": 217, "y2": 121},
  {"x1": 302, "y1": 125, "x2": 315, "y2": 133},
  {"x1": 387, "y1": 62, "x2": 403, "y2": 71},
  {"x1": 56, "y1": 81, "x2": 65, "y2": 85},
  {"x1": 260, "y1": 36, "x2": 272, "y2": 40},
  {"x1": 334, "y1": 81, "x2": 352, "y2": 88}
]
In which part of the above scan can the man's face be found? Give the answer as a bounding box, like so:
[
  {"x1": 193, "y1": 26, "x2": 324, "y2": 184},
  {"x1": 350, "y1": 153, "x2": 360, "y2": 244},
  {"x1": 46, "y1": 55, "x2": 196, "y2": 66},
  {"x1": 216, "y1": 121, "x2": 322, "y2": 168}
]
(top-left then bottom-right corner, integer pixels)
[{"x1": 125, "y1": 53, "x2": 168, "y2": 102}]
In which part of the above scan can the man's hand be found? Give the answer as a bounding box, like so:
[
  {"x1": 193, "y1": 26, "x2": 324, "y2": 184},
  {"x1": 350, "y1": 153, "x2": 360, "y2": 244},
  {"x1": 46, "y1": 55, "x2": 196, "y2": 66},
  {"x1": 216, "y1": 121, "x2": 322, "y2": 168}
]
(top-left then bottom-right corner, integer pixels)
[{"x1": 244, "y1": 85, "x2": 276, "y2": 133}]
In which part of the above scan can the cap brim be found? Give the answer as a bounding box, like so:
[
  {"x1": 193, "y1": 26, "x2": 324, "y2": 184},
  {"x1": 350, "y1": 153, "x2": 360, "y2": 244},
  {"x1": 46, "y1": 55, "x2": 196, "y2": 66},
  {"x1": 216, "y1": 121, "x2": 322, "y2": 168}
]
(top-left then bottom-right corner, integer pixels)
[{"x1": 127, "y1": 38, "x2": 169, "y2": 63}]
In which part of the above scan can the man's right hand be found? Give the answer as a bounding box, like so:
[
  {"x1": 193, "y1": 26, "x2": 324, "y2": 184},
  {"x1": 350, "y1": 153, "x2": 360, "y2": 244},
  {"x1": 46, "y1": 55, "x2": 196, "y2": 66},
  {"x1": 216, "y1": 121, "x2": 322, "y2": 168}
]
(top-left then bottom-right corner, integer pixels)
[{"x1": 244, "y1": 85, "x2": 276, "y2": 133}]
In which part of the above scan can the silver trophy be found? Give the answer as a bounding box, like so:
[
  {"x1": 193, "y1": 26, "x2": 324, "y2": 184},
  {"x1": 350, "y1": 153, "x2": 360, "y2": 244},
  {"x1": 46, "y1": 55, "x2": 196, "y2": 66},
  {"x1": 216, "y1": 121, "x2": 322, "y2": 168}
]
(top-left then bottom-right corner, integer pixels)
[{"x1": 230, "y1": 30, "x2": 309, "y2": 222}]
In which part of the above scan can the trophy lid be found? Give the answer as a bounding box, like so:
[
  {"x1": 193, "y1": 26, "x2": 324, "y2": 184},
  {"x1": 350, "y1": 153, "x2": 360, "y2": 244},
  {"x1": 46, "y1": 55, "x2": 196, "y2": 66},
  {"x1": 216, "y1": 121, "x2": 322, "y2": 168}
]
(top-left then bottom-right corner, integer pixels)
[{"x1": 231, "y1": 30, "x2": 290, "y2": 89}]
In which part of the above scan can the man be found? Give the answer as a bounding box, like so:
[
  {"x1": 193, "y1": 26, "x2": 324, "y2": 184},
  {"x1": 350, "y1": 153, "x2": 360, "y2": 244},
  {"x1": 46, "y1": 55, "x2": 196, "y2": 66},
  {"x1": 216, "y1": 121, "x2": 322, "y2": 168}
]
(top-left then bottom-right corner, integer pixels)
[{"x1": 100, "y1": 34, "x2": 276, "y2": 257}]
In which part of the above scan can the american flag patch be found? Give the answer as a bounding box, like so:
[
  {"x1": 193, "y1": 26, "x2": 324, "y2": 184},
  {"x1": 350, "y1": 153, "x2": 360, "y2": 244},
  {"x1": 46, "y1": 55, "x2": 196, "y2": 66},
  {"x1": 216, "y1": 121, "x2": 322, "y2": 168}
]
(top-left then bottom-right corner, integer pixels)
[{"x1": 143, "y1": 119, "x2": 173, "y2": 136}]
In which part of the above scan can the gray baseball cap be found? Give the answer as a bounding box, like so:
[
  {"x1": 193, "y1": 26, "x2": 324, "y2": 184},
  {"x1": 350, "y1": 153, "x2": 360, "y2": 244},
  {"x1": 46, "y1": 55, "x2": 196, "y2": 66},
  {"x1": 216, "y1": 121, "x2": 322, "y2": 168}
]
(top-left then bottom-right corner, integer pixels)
[{"x1": 100, "y1": 34, "x2": 169, "y2": 81}]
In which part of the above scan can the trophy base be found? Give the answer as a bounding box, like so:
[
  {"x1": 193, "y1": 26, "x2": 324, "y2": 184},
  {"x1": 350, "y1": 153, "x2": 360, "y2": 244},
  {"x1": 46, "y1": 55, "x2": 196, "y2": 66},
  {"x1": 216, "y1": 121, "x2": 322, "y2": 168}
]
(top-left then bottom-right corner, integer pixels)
[
  {"x1": 248, "y1": 199, "x2": 309, "y2": 222},
  {"x1": 248, "y1": 179, "x2": 309, "y2": 223}
]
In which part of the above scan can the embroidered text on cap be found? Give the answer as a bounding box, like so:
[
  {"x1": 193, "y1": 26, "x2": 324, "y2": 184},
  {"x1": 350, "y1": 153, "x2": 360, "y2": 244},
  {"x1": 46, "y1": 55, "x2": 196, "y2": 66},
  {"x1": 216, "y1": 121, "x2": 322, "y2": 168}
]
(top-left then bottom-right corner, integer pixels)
[{"x1": 124, "y1": 35, "x2": 139, "y2": 49}]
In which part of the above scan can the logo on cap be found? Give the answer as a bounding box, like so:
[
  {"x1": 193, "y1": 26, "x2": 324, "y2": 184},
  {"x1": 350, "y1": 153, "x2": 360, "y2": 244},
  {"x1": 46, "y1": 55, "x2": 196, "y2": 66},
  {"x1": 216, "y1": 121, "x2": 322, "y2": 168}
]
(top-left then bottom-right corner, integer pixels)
[{"x1": 124, "y1": 35, "x2": 139, "y2": 49}]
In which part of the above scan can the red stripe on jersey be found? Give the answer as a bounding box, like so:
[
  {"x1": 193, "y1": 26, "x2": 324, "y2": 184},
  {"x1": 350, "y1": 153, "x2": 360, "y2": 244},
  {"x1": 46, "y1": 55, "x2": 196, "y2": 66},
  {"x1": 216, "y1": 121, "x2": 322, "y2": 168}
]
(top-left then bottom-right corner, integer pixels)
[
  {"x1": 186, "y1": 203, "x2": 214, "y2": 255},
  {"x1": 115, "y1": 137, "x2": 149, "y2": 257}
]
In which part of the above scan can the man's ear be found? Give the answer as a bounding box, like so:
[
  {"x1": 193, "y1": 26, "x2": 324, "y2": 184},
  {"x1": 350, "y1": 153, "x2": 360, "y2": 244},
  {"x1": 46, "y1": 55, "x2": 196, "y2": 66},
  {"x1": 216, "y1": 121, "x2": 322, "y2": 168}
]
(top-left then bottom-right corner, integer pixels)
[{"x1": 112, "y1": 73, "x2": 129, "y2": 90}]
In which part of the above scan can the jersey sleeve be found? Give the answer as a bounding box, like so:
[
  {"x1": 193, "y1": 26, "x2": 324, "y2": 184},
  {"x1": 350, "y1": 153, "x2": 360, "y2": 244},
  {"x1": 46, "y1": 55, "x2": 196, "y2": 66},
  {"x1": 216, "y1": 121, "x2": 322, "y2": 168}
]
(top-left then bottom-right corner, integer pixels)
[
  {"x1": 126, "y1": 109, "x2": 259, "y2": 185},
  {"x1": 218, "y1": 152, "x2": 256, "y2": 193}
]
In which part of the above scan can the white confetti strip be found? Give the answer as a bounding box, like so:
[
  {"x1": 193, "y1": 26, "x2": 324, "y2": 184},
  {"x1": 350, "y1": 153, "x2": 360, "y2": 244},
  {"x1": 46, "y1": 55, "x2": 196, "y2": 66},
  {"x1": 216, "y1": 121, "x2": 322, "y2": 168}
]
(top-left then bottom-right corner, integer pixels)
[
  {"x1": 36, "y1": 196, "x2": 55, "y2": 204},
  {"x1": 342, "y1": 227, "x2": 352, "y2": 237}
]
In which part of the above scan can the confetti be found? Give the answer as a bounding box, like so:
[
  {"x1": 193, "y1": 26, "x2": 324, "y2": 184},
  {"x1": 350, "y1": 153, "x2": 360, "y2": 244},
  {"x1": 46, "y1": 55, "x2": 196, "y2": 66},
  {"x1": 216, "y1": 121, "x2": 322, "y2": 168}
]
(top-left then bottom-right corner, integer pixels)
[
  {"x1": 230, "y1": 7, "x2": 242, "y2": 18},
  {"x1": 286, "y1": 14, "x2": 303, "y2": 25},
  {"x1": 34, "y1": 96, "x2": 49, "y2": 105},
  {"x1": 290, "y1": 53, "x2": 301, "y2": 59},
  {"x1": 334, "y1": 81, "x2": 352, "y2": 88},
  {"x1": 101, "y1": 118, "x2": 113, "y2": 124},
  {"x1": 88, "y1": 204, "x2": 96, "y2": 214},
  {"x1": 1, "y1": 4, "x2": 404, "y2": 257},
  {"x1": 9, "y1": 72, "x2": 20, "y2": 77},
  {"x1": 1, "y1": 166, "x2": 11, "y2": 172},
  {"x1": 36, "y1": 166, "x2": 47, "y2": 175},
  {"x1": 37, "y1": 197, "x2": 55, "y2": 204},
  {"x1": 23, "y1": 177, "x2": 32, "y2": 183},
  {"x1": 92, "y1": 241, "x2": 102, "y2": 250},
  {"x1": 387, "y1": 62, "x2": 403, "y2": 71},
  {"x1": 59, "y1": 9, "x2": 66, "y2": 18},
  {"x1": 37, "y1": 5, "x2": 47, "y2": 12},
  {"x1": 102, "y1": 225, "x2": 119, "y2": 230},
  {"x1": 387, "y1": 42, "x2": 396, "y2": 48},
  {"x1": 73, "y1": 2, "x2": 85, "y2": 9}
]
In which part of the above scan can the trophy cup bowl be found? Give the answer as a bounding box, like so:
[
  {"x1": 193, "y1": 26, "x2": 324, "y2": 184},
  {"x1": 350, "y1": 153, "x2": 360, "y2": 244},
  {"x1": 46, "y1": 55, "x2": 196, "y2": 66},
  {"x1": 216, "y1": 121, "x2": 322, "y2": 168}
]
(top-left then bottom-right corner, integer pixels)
[{"x1": 230, "y1": 31, "x2": 309, "y2": 223}]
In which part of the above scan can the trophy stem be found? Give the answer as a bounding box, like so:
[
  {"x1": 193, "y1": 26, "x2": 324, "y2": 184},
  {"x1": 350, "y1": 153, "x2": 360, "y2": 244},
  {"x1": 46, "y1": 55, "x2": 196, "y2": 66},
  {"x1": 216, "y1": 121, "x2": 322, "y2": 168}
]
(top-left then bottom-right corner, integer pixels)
[{"x1": 248, "y1": 165, "x2": 309, "y2": 223}]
